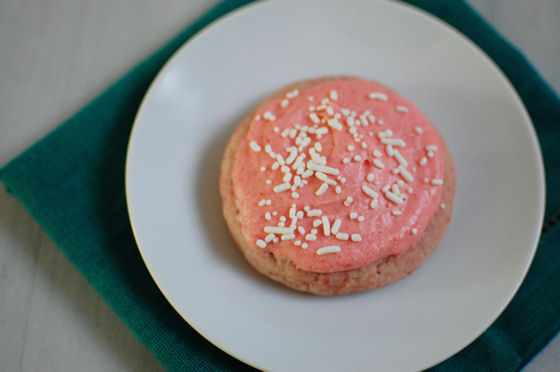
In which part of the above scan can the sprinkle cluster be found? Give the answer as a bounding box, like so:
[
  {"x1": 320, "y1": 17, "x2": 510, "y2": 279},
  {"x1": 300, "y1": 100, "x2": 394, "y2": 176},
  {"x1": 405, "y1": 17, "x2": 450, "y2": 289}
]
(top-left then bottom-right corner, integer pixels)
[{"x1": 247, "y1": 85, "x2": 444, "y2": 257}]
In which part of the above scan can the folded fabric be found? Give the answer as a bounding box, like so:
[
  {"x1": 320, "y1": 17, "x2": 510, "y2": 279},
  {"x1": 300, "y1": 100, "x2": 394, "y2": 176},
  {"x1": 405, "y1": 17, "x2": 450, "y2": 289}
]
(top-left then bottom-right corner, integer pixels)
[{"x1": 1, "y1": 0, "x2": 558, "y2": 371}]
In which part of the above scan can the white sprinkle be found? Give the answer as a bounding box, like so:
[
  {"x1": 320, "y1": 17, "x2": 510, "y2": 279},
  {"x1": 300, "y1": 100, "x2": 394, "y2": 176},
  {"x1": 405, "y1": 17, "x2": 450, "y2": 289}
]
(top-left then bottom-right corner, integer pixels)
[
  {"x1": 302, "y1": 243, "x2": 308, "y2": 249},
  {"x1": 299, "y1": 137, "x2": 311, "y2": 149},
  {"x1": 296, "y1": 211, "x2": 303, "y2": 219},
  {"x1": 412, "y1": 228, "x2": 418, "y2": 235},
  {"x1": 386, "y1": 144, "x2": 394, "y2": 156},
  {"x1": 315, "y1": 127, "x2": 329, "y2": 136},
  {"x1": 315, "y1": 182, "x2": 329, "y2": 196},
  {"x1": 326, "y1": 106, "x2": 334, "y2": 116},
  {"x1": 331, "y1": 219, "x2": 342, "y2": 235},
  {"x1": 298, "y1": 226, "x2": 306, "y2": 235},
  {"x1": 414, "y1": 126, "x2": 423, "y2": 134},
  {"x1": 283, "y1": 173, "x2": 292, "y2": 183},
  {"x1": 273, "y1": 211, "x2": 277, "y2": 215},
  {"x1": 340, "y1": 177, "x2": 346, "y2": 184},
  {"x1": 314, "y1": 142, "x2": 322, "y2": 152},
  {"x1": 385, "y1": 191, "x2": 404, "y2": 205},
  {"x1": 373, "y1": 159, "x2": 385, "y2": 169},
  {"x1": 279, "y1": 216, "x2": 286, "y2": 222},
  {"x1": 431, "y1": 178, "x2": 444, "y2": 185},
  {"x1": 301, "y1": 169, "x2": 314, "y2": 178},
  {"x1": 285, "y1": 150, "x2": 297, "y2": 165},
  {"x1": 258, "y1": 199, "x2": 266, "y2": 207},
  {"x1": 273, "y1": 126, "x2": 280, "y2": 133},
  {"x1": 342, "y1": 157, "x2": 350, "y2": 164},
  {"x1": 353, "y1": 155, "x2": 362, "y2": 162},
  {"x1": 361, "y1": 142, "x2": 368, "y2": 149},
  {"x1": 265, "y1": 233, "x2": 275, "y2": 243},
  {"x1": 396, "y1": 106, "x2": 409, "y2": 113},
  {"x1": 316, "y1": 246, "x2": 341, "y2": 255},
  {"x1": 308, "y1": 106, "x2": 315, "y2": 112},
  {"x1": 347, "y1": 145, "x2": 355, "y2": 151},
  {"x1": 281, "y1": 234, "x2": 295, "y2": 241},
  {"x1": 335, "y1": 233, "x2": 349, "y2": 241},
  {"x1": 260, "y1": 166, "x2": 266, "y2": 172},
  {"x1": 426, "y1": 145, "x2": 438, "y2": 152},
  {"x1": 362, "y1": 184, "x2": 378, "y2": 199},
  {"x1": 254, "y1": 115, "x2": 261, "y2": 120},
  {"x1": 382, "y1": 185, "x2": 390, "y2": 193},
  {"x1": 349, "y1": 126, "x2": 358, "y2": 134},
  {"x1": 249, "y1": 141, "x2": 261, "y2": 152},
  {"x1": 370, "y1": 198, "x2": 378, "y2": 209},
  {"x1": 294, "y1": 240, "x2": 301, "y2": 246},
  {"x1": 306, "y1": 234, "x2": 317, "y2": 241},
  {"x1": 427, "y1": 150, "x2": 435, "y2": 158},
  {"x1": 309, "y1": 113, "x2": 320, "y2": 124},
  {"x1": 291, "y1": 192, "x2": 299, "y2": 199},
  {"x1": 286, "y1": 89, "x2": 299, "y2": 98},
  {"x1": 335, "y1": 186, "x2": 342, "y2": 194},
  {"x1": 281, "y1": 99, "x2": 289, "y2": 108},
  {"x1": 313, "y1": 218, "x2": 323, "y2": 227},
  {"x1": 307, "y1": 209, "x2": 322, "y2": 217},
  {"x1": 263, "y1": 111, "x2": 276, "y2": 121},
  {"x1": 358, "y1": 115, "x2": 367, "y2": 127},
  {"x1": 419, "y1": 157, "x2": 428, "y2": 166},
  {"x1": 369, "y1": 92, "x2": 388, "y2": 101},
  {"x1": 273, "y1": 183, "x2": 291, "y2": 193},
  {"x1": 307, "y1": 162, "x2": 340, "y2": 175},
  {"x1": 322, "y1": 216, "x2": 331, "y2": 236},
  {"x1": 293, "y1": 175, "x2": 302, "y2": 187},
  {"x1": 291, "y1": 153, "x2": 306, "y2": 170},
  {"x1": 266, "y1": 200, "x2": 272, "y2": 206},
  {"x1": 344, "y1": 196, "x2": 353, "y2": 206},
  {"x1": 441, "y1": 203, "x2": 446, "y2": 209},
  {"x1": 281, "y1": 129, "x2": 290, "y2": 137},
  {"x1": 276, "y1": 154, "x2": 285, "y2": 166},
  {"x1": 341, "y1": 108, "x2": 350, "y2": 116},
  {"x1": 265, "y1": 212, "x2": 271, "y2": 221},
  {"x1": 392, "y1": 184, "x2": 400, "y2": 195},
  {"x1": 311, "y1": 229, "x2": 318, "y2": 234},
  {"x1": 330, "y1": 90, "x2": 338, "y2": 101},
  {"x1": 264, "y1": 226, "x2": 294, "y2": 235},
  {"x1": 351, "y1": 234, "x2": 362, "y2": 242},
  {"x1": 373, "y1": 150, "x2": 382, "y2": 158},
  {"x1": 392, "y1": 210, "x2": 402, "y2": 216},
  {"x1": 327, "y1": 119, "x2": 342, "y2": 131},
  {"x1": 381, "y1": 138, "x2": 406, "y2": 147},
  {"x1": 346, "y1": 117, "x2": 355, "y2": 127},
  {"x1": 407, "y1": 187, "x2": 413, "y2": 194},
  {"x1": 368, "y1": 115, "x2": 376, "y2": 125},
  {"x1": 424, "y1": 177, "x2": 429, "y2": 183},
  {"x1": 289, "y1": 129, "x2": 298, "y2": 138},
  {"x1": 308, "y1": 96, "x2": 314, "y2": 101},
  {"x1": 349, "y1": 212, "x2": 358, "y2": 219},
  {"x1": 256, "y1": 239, "x2": 267, "y2": 248},
  {"x1": 357, "y1": 216, "x2": 365, "y2": 222},
  {"x1": 367, "y1": 173, "x2": 375, "y2": 182},
  {"x1": 393, "y1": 150, "x2": 408, "y2": 167},
  {"x1": 399, "y1": 166, "x2": 414, "y2": 183}
]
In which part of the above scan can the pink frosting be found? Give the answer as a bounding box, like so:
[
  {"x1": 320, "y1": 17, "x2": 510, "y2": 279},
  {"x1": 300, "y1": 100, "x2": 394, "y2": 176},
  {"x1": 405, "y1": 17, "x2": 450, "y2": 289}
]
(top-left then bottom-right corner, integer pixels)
[{"x1": 231, "y1": 78, "x2": 444, "y2": 273}]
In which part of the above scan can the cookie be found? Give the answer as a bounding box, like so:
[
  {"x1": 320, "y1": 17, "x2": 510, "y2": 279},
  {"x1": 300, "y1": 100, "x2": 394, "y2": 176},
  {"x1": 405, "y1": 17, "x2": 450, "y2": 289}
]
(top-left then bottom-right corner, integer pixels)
[{"x1": 220, "y1": 77, "x2": 455, "y2": 295}]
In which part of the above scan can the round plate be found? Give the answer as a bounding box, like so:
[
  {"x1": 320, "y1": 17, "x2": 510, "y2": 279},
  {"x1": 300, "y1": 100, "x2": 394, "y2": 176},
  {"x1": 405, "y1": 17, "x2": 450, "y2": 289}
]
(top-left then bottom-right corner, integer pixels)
[{"x1": 125, "y1": 0, "x2": 545, "y2": 370}]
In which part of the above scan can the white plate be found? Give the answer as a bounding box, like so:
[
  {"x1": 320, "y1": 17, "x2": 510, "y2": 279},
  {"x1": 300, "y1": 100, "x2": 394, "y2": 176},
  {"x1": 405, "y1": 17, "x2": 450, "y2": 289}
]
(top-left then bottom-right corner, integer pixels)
[{"x1": 125, "y1": 0, "x2": 545, "y2": 370}]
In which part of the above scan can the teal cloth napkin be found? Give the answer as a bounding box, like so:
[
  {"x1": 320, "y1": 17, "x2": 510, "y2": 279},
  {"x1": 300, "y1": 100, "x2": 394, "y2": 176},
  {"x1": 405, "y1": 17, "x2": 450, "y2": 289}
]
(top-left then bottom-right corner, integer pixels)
[{"x1": 1, "y1": 0, "x2": 559, "y2": 370}]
